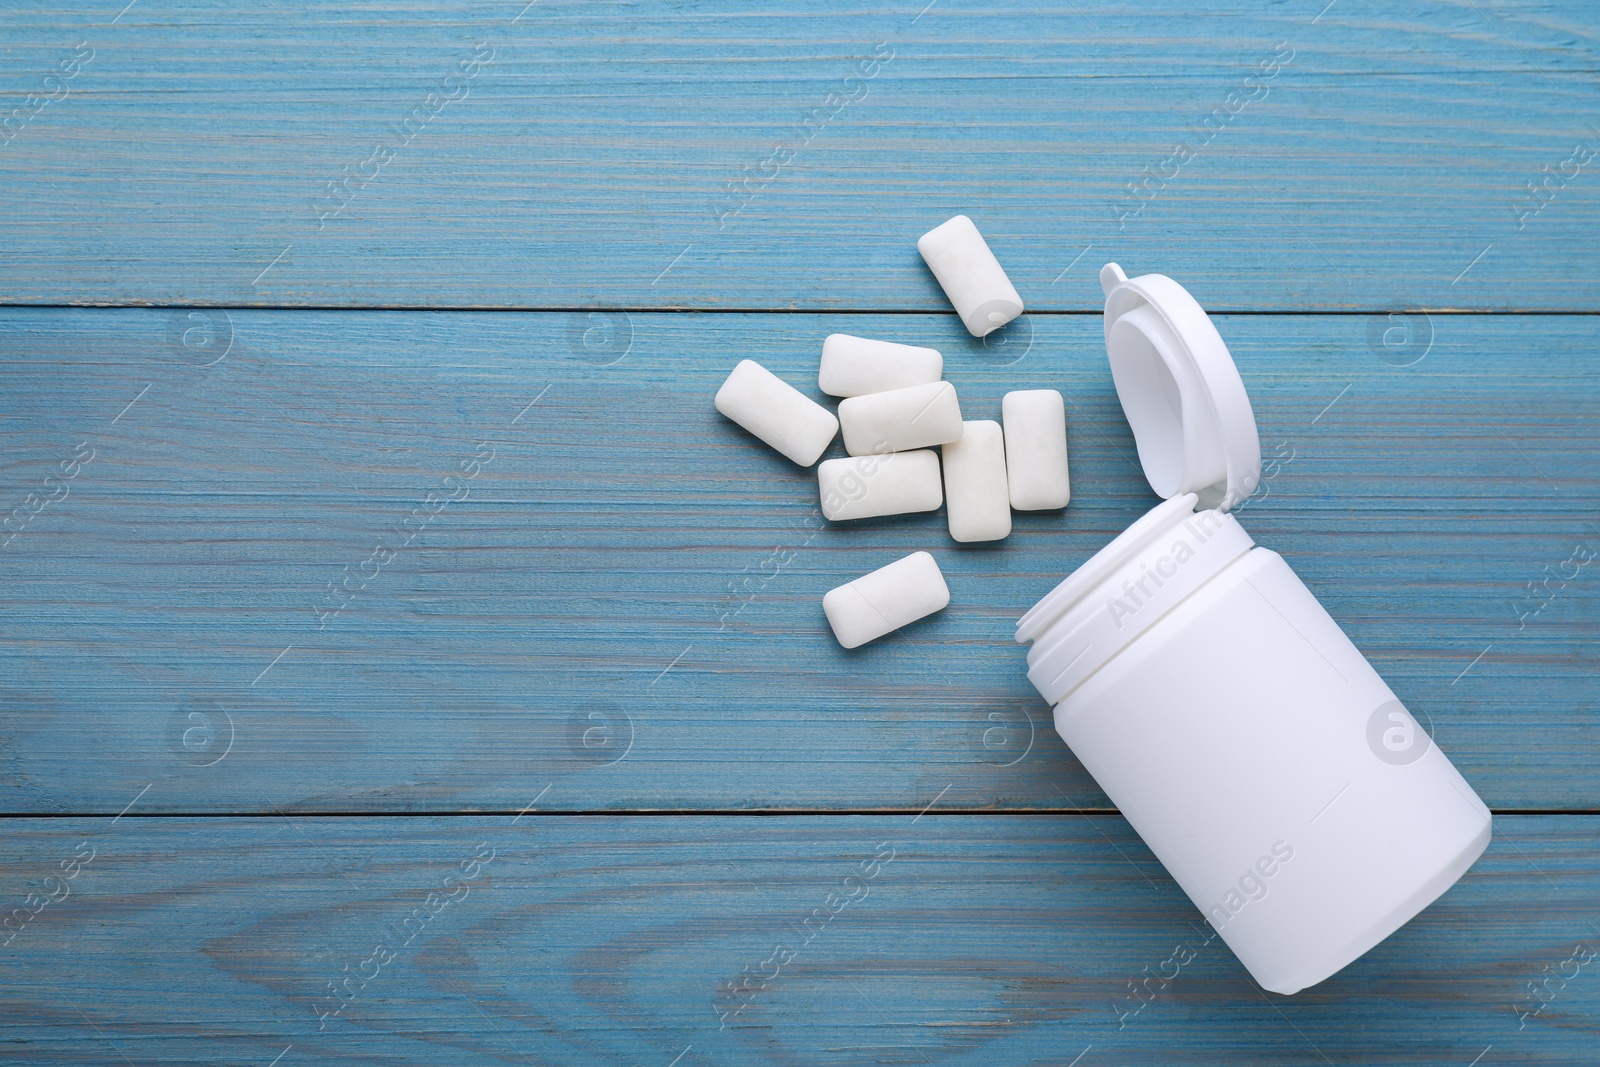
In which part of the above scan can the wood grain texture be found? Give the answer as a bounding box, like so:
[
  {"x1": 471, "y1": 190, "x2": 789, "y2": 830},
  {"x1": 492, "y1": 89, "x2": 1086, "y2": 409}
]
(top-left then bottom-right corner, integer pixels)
[
  {"x1": 0, "y1": 814, "x2": 1596, "y2": 1066},
  {"x1": 1, "y1": 1, "x2": 1598, "y2": 310},
  {"x1": 4, "y1": 4, "x2": 1597, "y2": 1058},
  {"x1": 1, "y1": 308, "x2": 1595, "y2": 814}
]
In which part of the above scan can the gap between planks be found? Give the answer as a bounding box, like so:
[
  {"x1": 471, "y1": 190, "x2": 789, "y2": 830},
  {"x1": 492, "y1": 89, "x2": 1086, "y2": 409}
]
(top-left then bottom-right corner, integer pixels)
[
  {"x1": 0, "y1": 807, "x2": 1593, "y2": 820},
  {"x1": 3, "y1": 304, "x2": 1600, "y2": 316}
]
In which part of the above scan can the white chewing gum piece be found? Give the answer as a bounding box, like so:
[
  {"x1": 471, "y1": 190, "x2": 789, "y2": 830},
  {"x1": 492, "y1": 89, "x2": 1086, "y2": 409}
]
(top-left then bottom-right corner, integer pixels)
[
  {"x1": 823, "y1": 551, "x2": 951, "y2": 648},
  {"x1": 713, "y1": 359, "x2": 839, "y2": 466},
  {"x1": 916, "y1": 214, "x2": 1024, "y2": 338},
  {"x1": 942, "y1": 420, "x2": 1012, "y2": 543},
  {"x1": 1002, "y1": 389, "x2": 1071, "y2": 510},
  {"x1": 837, "y1": 380, "x2": 963, "y2": 457},
  {"x1": 817, "y1": 450, "x2": 943, "y2": 521},
  {"x1": 818, "y1": 334, "x2": 943, "y2": 398}
]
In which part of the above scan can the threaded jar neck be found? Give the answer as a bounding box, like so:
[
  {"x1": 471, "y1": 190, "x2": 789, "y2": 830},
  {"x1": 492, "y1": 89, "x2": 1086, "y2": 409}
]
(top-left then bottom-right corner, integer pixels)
[{"x1": 1016, "y1": 493, "x2": 1254, "y2": 706}]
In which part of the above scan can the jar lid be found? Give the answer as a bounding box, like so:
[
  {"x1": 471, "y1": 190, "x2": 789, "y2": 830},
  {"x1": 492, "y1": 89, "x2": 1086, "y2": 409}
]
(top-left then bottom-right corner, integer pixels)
[{"x1": 1100, "y1": 263, "x2": 1261, "y2": 512}]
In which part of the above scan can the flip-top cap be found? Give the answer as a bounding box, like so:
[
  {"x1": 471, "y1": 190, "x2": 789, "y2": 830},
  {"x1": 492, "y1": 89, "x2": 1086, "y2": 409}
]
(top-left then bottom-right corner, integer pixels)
[{"x1": 1100, "y1": 263, "x2": 1261, "y2": 512}]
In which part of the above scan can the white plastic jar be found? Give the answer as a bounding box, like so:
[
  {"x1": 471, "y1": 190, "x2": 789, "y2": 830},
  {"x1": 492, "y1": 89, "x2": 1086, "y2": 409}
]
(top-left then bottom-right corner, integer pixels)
[{"x1": 1016, "y1": 265, "x2": 1492, "y2": 995}]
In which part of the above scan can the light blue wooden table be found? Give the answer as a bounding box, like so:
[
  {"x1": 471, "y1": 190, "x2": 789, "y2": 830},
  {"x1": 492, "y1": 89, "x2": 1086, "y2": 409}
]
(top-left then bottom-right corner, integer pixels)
[{"x1": 2, "y1": 2, "x2": 1597, "y2": 1063}]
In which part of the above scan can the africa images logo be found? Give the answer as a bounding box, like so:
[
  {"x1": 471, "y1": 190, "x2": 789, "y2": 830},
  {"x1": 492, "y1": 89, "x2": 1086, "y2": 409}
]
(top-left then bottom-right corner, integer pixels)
[{"x1": 1365, "y1": 699, "x2": 1431, "y2": 767}]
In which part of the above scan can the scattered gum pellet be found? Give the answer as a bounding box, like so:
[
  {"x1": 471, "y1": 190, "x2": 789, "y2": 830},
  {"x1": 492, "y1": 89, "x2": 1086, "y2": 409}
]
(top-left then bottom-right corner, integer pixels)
[
  {"x1": 837, "y1": 381, "x2": 963, "y2": 457},
  {"x1": 713, "y1": 359, "x2": 839, "y2": 466},
  {"x1": 818, "y1": 449, "x2": 943, "y2": 521},
  {"x1": 942, "y1": 420, "x2": 1012, "y2": 543},
  {"x1": 823, "y1": 551, "x2": 951, "y2": 648},
  {"x1": 917, "y1": 215, "x2": 1024, "y2": 338},
  {"x1": 818, "y1": 333, "x2": 943, "y2": 398},
  {"x1": 1002, "y1": 389, "x2": 1071, "y2": 510}
]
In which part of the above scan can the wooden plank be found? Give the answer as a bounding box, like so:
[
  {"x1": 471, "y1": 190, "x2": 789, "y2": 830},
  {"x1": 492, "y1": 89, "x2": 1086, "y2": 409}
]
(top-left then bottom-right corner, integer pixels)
[
  {"x1": 0, "y1": 813, "x2": 1594, "y2": 1065},
  {"x1": 0, "y1": 1, "x2": 1597, "y2": 310},
  {"x1": 0, "y1": 308, "x2": 1594, "y2": 813}
]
